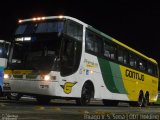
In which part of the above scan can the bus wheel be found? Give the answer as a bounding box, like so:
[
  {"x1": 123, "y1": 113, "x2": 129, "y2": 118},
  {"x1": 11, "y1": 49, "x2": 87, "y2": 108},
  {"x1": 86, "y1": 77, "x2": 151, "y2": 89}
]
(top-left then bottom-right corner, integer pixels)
[
  {"x1": 103, "y1": 100, "x2": 119, "y2": 106},
  {"x1": 137, "y1": 93, "x2": 144, "y2": 107},
  {"x1": 76, "y1": 83, "x2": 93, "y2": 106},
  {"x1": 130, "y1": 92, "x2": 144, "y2": 107},
  {"x1": 143, "y1": 93, "x2": 149, "y2": 107},
  {"x1": 36, "y1": 96, "x2": 51, "y2": 104},
  {"x1": 7, "y1": 93, "x2": 22, "y2": 101}
]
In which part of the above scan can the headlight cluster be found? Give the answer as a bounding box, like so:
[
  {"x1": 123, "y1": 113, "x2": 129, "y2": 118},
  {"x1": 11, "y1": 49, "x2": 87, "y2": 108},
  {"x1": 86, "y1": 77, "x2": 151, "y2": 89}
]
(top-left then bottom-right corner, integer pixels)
[
  {"x1": 44, "y1": 75, "x2": 51, "y2": 81},
  {"x1": 4, "y1": 74, "x2": 10, "y2": 80},
  {"x1": 40, "y1": 75, "x2": 51, "y2": 81},
  {"x1": 40, "y1": 75, "x2": 56, "y2": 81}
]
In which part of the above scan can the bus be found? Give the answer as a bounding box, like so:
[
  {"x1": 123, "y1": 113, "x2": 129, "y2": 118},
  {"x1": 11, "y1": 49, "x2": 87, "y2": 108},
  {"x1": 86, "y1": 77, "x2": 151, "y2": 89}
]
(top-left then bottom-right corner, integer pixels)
[
  {"x1": 0, "y1": 40, "x2": 10, "y2": 96},
  {"x1": 3, "y1": 16, "x2": 159, "y2": 106}
]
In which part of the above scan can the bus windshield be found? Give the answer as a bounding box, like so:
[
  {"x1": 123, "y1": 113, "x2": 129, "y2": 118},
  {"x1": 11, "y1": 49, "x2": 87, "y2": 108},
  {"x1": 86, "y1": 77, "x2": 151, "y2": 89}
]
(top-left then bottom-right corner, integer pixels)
[
  {"x1": 11, "y1": 33, "x2": 61, "y2": 70},
  {"x1": 15, "y1": 20, "x2": 64, "y2": 35},
  {"x1": 9, "y1": 18, "x2": 83, "y2": 75}
]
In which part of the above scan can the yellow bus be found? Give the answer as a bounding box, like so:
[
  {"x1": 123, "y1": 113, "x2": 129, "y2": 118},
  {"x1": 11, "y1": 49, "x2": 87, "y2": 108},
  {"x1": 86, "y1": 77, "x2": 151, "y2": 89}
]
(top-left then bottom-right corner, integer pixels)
[{"x1": 3, "y1": 16, "x2": 159, "y2": 106}]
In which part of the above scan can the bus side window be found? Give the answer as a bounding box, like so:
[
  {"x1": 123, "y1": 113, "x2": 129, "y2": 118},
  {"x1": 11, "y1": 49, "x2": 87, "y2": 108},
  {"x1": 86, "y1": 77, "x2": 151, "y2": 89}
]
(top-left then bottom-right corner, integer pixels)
[
  {"x1": 138, "y1": 59, "x2": 146, "y2": 71},
  {"x1": 117, "y1": 49, "x2": 124, "y2": 63},
  {"x1": 147, "y1": 63, "x2": 153, "y2": 74},
  {"x1": 85, "y1": 30, "x2": 95, "y2": 52},
  {"x1": 129, "y1": 54, "x2": 137, "y2": 68},
  {"x1": 66, "y1": 20, "x2": 83, "y2": 41},
  {"x1": 104, "y1": 41, "x2": 116, "y2": 60},
  {"x1": 123, "y1": 50, "x2": 129, "y2": 65},
  {"x1": 117, "y1": 48, "x2": 129, "y2": 65},
  {"x1": 85, "y1": 29, "x2": 103, "y2": 55}
]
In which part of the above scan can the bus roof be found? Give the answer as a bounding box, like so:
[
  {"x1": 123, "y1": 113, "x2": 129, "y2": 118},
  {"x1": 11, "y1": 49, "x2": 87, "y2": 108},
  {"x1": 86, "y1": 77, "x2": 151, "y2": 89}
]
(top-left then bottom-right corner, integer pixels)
[{"x1": 19, "y1": 16, "x2": 157, "y2": 64}]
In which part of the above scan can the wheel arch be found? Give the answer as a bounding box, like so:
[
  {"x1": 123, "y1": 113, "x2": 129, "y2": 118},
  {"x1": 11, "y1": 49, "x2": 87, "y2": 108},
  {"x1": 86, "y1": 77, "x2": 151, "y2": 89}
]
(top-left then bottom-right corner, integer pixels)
[
  {"x1": 139, "y1": 90, "x2": 144, "y2": 96},
  {"x1": 83, "y1": 80, "x2": 95, "y2": 98}
]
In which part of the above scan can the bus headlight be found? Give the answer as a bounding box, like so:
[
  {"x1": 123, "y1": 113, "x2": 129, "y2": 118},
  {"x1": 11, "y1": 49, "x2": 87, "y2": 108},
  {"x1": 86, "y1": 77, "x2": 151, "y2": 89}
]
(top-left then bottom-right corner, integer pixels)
[
  {"x1": 4, "y1": 74, "x2": 10, "y2": 80},
  {"x1": 44, "y1": 75, "x2": 50, "y2": 81}
]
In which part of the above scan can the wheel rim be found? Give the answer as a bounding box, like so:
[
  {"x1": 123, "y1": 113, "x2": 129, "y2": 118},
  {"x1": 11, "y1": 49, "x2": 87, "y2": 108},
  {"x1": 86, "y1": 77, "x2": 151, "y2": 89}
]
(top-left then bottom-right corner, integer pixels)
[
  {"x1": 81, "y1": 86, "x2": 91, "y2": 105},
  {"x1": 138, "y1": 95, "x2": 143, "y2": 107},
  {"x1": 144, "y1": 95, "x2": 149, "y2": 106}
]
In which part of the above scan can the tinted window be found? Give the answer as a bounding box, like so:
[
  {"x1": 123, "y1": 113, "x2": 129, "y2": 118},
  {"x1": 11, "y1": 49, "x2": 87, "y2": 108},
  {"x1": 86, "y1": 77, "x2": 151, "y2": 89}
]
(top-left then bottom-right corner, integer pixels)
[
  {"x1": 104, "y1": 41, "x2": 116, "y2": 60},
  {"x1": 138, "y1": 59, "x2": 146, "y2": 71},
  {"x1": 129, "y1": 54, "x2": 137, "y2": 68},
  {"x1": 66, "y1": 20, "x2": 83, "y2": 41},
  {"x1": 15, "y1": 21, "x2": 64, "y2": 35},
  {"x1": 85, "y1": 29, "x2": 103, "y2": 55}
]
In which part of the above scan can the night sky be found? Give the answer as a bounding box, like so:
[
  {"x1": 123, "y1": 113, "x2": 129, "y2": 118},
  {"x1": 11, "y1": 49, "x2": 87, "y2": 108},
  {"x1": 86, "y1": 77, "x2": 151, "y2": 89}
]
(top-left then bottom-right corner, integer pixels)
[{"x1": 0, "y1": 1, "x2": 160, "y2": 64}]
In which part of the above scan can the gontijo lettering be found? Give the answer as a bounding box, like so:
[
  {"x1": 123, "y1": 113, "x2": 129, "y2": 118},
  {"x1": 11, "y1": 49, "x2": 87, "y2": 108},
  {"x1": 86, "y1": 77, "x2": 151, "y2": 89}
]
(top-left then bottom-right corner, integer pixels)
[{"x1": 125, "y1": 69, "x2": 144, "y2": 81}]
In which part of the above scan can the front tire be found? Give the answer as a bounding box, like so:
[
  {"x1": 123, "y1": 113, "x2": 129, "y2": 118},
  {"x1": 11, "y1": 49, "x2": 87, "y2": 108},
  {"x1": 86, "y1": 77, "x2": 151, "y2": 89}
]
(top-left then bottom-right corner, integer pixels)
[
  {"x1": 7, "y1": 93, "x2": 22, "y2": 100},
  {"x1": 76, "y1": 83, "x2": 93, "y2": 106}
]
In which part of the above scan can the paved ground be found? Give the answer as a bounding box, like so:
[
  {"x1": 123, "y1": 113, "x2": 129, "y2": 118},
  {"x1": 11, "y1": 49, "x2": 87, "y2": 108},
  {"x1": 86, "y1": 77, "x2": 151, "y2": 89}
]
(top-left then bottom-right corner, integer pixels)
[{"x1": 0, "y1": 97, "x2": 160, "y2": 120}]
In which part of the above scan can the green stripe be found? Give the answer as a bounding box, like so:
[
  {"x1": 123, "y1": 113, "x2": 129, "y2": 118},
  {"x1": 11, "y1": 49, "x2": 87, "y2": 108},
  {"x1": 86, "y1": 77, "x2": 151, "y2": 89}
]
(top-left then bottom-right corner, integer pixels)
[
  {"x1": 109, "y1": 62, "x2": 127, "y2": 94},
  {"x1": 98, "y1": 58, "x2": 119, "y2": 93}
]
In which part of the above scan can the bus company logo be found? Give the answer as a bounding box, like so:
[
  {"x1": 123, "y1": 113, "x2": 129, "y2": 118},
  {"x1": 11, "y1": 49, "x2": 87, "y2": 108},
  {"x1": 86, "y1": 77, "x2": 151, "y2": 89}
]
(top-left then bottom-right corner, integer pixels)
[
  {"x1": 61, "y1": 82, "x2": 77, "y2": 94},
  {"x1": 125, "y1": 69, "x2": 144, "y2": 81},
  {"x1": 84, "y1": 59, "x2": 98, "y2": 68}
]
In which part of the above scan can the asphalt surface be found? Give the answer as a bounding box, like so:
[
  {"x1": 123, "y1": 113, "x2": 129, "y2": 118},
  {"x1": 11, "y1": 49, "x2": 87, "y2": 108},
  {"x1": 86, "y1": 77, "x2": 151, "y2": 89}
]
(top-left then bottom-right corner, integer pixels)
[{"x1": 0, "y1": 97, "x2": 160, "y2": 120}]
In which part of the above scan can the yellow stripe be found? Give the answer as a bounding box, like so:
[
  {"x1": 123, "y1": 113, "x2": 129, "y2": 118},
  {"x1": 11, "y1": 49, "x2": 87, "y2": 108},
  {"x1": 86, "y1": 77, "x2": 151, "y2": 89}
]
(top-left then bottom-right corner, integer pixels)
[
  {"x1": 4, "y1": 70, "x2": 12, "y2": 74},
  {"x1": 4, "y1": 70, "x2": 32, "y2": 75},
  {"x1": 112, "y1": 38, "x2": 157, "y2": 64}
]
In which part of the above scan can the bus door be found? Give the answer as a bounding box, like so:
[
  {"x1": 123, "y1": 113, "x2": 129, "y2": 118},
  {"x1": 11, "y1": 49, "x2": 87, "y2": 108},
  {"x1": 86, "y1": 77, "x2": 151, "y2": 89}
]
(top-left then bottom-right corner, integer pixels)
[{"x1": 60, "y1": 35, "x2": 82, "y2": 77}]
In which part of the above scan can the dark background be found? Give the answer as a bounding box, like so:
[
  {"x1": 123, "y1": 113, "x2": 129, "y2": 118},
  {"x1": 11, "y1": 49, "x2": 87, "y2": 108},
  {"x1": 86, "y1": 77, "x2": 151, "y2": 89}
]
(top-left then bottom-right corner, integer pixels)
[{"x1": 0, "y1": 0, "x2": 159, "y2": 64}]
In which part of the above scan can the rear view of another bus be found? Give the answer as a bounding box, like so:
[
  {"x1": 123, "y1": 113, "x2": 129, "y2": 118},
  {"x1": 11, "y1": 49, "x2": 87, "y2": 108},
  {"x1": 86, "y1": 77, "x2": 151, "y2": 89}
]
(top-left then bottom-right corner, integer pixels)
[{"x1": 0, "y1": 40, "x2": 10, "y2": 96}]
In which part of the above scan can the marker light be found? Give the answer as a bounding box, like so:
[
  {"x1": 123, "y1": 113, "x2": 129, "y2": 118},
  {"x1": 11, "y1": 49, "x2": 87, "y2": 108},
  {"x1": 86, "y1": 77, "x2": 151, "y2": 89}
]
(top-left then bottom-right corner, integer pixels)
[
  {"x1": 58, "y1": 15, "x2": 64, "y2": 19},
  {"x1": 42, "y1": 17, "x2": 45, "y2": 20},
  {"x1": 37, "y1": 17, "x2": 41, "y2": 20},
  {"x1": 15, "y1": 37, "x2": 31, "y2": 42},
  {"x1": 24, "y1": 37, "x2": 31, "y2": 41},
  {"x1": 4, "y1": 74, "x2": 10, "y2": 79},
  {"x1": 18, "y1": 20, "x2": 22, "y2": 23},
  {"x1": 44, "y1": 75, "x2": 50, "y2": 81},
  {"x1": 33, "y1": 18, "x2": 36, "y2": 21},
  {"x1": 32, "y1": 17, "x2": 46, "y2": 21}
]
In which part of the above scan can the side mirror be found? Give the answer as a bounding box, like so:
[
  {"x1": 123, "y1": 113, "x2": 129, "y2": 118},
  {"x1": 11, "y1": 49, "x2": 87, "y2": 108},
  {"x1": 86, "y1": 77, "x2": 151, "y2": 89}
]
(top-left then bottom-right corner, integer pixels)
[{"x1": 0, "y1": 58, "x2": 8, "y2": 68}]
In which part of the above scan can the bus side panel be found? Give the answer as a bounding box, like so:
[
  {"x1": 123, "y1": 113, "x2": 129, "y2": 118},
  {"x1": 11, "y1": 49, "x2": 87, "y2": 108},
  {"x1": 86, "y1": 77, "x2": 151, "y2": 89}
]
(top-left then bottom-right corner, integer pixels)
[
  {"x1": 97, "y1": 57, "x2": 129, "y2": 101},
  {"x1": 120, "y1": 66, "x2": 159, "y2": 102}
]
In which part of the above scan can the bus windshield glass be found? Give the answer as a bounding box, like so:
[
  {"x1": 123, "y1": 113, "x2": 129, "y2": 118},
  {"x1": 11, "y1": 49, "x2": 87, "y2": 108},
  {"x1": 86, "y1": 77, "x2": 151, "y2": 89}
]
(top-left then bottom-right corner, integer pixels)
[
  {"x1": 11, "y1": 33, "x2": 61, "y2": 70},
  {"x1": 15, "y1": 20, "x2": 64, "y2": 35}
]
